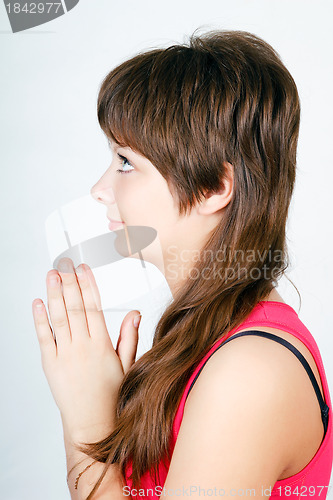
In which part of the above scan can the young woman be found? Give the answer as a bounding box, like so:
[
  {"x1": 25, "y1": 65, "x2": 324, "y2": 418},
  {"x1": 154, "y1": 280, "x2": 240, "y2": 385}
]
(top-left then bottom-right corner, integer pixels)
[{"x1": 32, "y1": 29, "x2": 332, "y2": 499}]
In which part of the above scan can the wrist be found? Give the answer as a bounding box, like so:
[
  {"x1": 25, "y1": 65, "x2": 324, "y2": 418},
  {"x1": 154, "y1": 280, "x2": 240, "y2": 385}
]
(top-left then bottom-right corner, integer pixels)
[{"x1": 61, "y1": 416, "x2": 115, "y2": 446}]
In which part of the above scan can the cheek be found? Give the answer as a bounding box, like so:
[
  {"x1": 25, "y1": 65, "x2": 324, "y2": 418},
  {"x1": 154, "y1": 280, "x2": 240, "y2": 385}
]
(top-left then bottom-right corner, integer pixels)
[
  {"x1": 113, "y1": 180, "x2": 136, "y2": 215},
  {"x1": 118, "y1": 177, "x2": 177, "y2": 232}
]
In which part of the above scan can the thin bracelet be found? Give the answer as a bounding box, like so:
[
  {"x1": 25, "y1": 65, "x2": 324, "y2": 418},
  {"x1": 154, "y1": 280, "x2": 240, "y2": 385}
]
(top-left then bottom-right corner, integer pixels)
[{"x1": 74, "y1": 461, "x2": 96, "y2": 490}]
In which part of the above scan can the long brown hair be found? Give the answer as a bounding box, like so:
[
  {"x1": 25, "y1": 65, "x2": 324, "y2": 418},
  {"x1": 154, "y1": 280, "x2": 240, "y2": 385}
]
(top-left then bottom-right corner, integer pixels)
[{"x1": 74, "y1": 28, "x2": 301, "y2": 498}]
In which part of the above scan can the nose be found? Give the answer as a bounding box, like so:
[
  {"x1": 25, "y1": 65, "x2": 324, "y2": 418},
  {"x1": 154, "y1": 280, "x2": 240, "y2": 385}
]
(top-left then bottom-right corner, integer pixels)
[{"x1": 90, "y1": 181, "x2": 116, "y2": 205}]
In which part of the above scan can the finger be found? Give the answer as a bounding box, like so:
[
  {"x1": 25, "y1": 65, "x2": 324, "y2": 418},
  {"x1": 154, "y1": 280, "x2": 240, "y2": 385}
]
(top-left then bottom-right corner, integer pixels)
[
  {"x1": 56, "y1": 258, "x2": 90, "y2": 341},
  {"x1": 32, "y1": 299, "x2": 57, "y2": 365},
  {"x1": 116, "y1": 311, "x2": 140, "y2": 374},
  {"x1": 75, "y1": 263, "x2": 110, "y2": 342},
  {"x1": 46, "y1": 270, "x2": 71, "y2": 348}
]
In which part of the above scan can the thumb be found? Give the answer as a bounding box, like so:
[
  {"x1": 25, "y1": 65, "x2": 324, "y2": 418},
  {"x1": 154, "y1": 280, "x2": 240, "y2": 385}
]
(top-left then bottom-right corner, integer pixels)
[{"x1": 115, "y1": 310, "x2": 141, "y2": 375}]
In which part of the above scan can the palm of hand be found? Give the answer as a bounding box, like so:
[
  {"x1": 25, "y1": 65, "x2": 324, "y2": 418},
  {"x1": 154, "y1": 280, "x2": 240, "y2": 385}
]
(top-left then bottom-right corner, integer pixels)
[{"x1": 32, "y1": 258, "x2": 140, "y2": 442}]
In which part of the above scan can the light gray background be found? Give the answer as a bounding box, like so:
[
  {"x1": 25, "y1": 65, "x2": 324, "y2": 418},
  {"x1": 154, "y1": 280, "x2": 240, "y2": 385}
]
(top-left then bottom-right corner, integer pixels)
[{"x1": 1, "y1": 0, "x2": 332, "y2": 498}]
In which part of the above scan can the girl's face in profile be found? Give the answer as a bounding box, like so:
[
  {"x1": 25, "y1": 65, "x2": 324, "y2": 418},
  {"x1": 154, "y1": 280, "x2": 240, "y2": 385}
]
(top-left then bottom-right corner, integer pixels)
[
  {"x1": 90, "y1": 141, "x2": 176, "y2": 271},
  {"x1": 90, "y1": 140, "x2": 223, "y2": 292}
]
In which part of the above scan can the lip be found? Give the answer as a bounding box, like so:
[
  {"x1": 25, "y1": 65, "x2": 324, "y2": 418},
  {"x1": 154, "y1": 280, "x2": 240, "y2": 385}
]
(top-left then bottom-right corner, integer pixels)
[{"x1": 107, "y1": 217, "x2": 124, "y2": 231}]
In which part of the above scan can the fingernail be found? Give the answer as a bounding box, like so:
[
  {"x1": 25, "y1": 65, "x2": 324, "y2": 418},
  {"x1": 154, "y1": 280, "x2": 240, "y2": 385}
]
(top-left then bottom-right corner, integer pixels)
[
  {"x1": 133, "y1": 314, "x2": 142, "y2": 328},
  {"x1": 35, "y1": 300, "x2": 44, "y2": 314},
  {"x1": 76, "y1": 265, "x2": 85, "y2": 279},
  {"x1": 57, "y1": 258, "x2": 74, "y2": 274},
  {"x1": 49, "y1": 275, "x2": 59, "y2": 287}
]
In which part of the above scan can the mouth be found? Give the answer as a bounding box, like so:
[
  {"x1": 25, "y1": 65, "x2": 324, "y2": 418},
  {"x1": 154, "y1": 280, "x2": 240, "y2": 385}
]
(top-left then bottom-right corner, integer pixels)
[{"x1": 107, "y1": 217, "x2": 125, "y2": 231}]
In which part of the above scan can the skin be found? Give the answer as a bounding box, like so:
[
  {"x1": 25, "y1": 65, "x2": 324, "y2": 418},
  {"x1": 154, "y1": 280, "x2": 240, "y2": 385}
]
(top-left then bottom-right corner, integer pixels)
[
  {"x1": 32, "y1": 141, "x2": 325, "y2": 497},
  {"x1": 90, "y1": 140, "x2": 234, "y2": 297}
]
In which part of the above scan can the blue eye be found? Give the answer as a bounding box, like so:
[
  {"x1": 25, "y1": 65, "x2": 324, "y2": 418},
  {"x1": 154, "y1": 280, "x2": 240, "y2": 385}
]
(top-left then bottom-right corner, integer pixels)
[{"x1": 116, "y1": 153, "x2": 134, "y2": 174}]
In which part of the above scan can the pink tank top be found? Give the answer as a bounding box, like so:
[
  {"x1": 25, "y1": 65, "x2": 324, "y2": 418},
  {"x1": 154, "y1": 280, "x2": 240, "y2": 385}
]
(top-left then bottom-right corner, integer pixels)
[{"x1": 124, "y1": 301, "x2": 333, "y2": 498}]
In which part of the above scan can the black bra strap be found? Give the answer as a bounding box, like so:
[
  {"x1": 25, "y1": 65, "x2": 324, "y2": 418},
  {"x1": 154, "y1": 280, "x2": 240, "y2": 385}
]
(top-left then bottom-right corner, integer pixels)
[{"x1": 186, "y1": 330, "x2": 329, "y2": 436}]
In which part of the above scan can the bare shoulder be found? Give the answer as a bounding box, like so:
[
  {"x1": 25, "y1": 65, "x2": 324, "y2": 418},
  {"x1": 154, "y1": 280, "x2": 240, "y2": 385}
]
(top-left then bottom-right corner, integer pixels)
[
  {"x1": 183, "y1": 328, "x2": 301, "y2": 458},
  {"x1": 179, "y1": 326, "x2": 325, "y2": 481},
  {"x1": 163, "y1": 325, "x2": 326, "y2": 494},
  {"x1": 163, "y1": 330, "x2": 298, "y2": 494}
]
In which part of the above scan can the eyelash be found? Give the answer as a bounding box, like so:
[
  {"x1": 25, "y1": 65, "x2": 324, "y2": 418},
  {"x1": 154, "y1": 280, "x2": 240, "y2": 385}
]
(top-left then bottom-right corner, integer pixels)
[{"x1": 116, "y1": 153, "x2": 134, "y2": 174}]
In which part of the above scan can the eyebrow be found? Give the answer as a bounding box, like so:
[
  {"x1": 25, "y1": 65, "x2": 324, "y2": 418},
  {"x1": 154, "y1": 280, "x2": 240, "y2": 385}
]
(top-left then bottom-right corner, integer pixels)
[
  {"x1": 107, "y1": 139, "x2": 148, "y2": 168},
  {"x1": 107, "y1": 139, "x2": 131, "y2": 152},
  {"x1": 107, "y1": 140, "x2": 118, "y2": 150}
]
